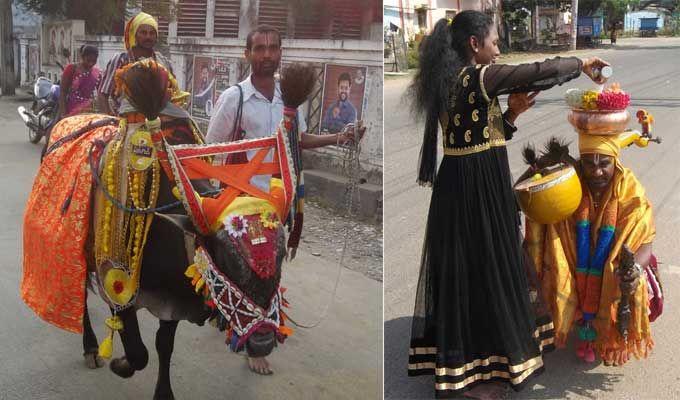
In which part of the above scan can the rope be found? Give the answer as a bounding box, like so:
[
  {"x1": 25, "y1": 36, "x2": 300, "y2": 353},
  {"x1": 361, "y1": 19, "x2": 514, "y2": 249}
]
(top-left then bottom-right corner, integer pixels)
[
  {"x1": 42, "y1": 117, "x2": 118, "y2": 160},
  {"x1": 286, "y1": 123, "x2": 362, "y2": 329},
  {"x1": 87, "y1": 140, "x2": 221, "y2": 214}
]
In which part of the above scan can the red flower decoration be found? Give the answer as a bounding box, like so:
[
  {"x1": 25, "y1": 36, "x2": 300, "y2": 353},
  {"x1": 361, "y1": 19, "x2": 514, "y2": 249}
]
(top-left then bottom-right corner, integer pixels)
[
  {"x1": 113, "y1": 280, "x2": 125, "y2": 294},
  {"x1": 597, "y1": 91, "x2": 630, "y2": 110}
]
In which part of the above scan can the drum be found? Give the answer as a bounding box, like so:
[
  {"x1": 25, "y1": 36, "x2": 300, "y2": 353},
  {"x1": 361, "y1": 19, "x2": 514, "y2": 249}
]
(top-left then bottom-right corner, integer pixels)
[
  {"x1": 514, "y1": 164, "x2": 582, "y2": 224},
  {"x1": 568, "y1": 109, "x2": 630, "y2": 135}
]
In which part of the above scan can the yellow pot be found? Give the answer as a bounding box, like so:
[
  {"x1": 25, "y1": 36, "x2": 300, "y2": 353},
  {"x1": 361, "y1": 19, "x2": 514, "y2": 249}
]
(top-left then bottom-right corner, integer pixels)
[{"x1": 514, "y1": 165, "x2": 582, "y2": 224}]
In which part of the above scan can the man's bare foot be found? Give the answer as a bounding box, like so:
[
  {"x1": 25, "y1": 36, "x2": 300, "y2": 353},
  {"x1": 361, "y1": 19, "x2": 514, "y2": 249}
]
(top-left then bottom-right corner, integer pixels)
[
  {"x1": 464, "y1": 382, "x2": 507, "y2": 400},
  {"x1": 247, "y1": 356, "x2": 273, "y2": 375}
]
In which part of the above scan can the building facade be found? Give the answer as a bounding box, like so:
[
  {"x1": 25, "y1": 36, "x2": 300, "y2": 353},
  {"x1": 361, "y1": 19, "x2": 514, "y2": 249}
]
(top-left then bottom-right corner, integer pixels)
[{"x1": 68, "y1": 0, "x2": 383, "y2": 218}]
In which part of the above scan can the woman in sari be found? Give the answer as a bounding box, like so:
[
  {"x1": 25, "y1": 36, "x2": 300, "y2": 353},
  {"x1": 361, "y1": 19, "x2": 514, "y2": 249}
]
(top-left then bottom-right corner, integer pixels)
[{"x1": 58, "y1": 45, "x2": 102, "y2": 118}]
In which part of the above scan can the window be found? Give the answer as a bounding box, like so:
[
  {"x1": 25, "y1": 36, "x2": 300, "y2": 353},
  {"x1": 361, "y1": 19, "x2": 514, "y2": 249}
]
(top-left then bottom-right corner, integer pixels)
[
  {"x1": 214, "y1": 0, "x2": 241, "y2": 38},
  {"x1": 415, "y1": 7, "x2": 427, "y2": 32}
]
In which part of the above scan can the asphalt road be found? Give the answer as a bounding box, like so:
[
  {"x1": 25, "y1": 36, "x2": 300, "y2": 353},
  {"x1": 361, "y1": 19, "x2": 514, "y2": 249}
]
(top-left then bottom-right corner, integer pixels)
[
  {"x1": 384, "y1": 37, "x2": 680, "y2": 400},
  {"x1": 0, "y1": 96, "x2": 382, "y2": 399}
]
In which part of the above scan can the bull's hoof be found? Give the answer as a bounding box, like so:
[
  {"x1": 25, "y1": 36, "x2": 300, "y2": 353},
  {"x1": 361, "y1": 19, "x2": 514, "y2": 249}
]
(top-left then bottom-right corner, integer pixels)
[
  {"x1": 110, "y1": 357, "x2": 135, "y2": 378},
  {"x1": 84, "y1": 352, "x2": 105, "y2": 369}
]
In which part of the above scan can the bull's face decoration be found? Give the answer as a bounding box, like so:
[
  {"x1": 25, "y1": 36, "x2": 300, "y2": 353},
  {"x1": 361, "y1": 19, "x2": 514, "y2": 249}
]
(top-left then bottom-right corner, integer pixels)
[{"x1": 164, "y1": 118, "x2": 297, "y2": 348}]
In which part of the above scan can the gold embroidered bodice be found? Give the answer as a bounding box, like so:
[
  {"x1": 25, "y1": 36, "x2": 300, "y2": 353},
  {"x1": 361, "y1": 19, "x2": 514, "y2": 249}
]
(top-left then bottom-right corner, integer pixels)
[{"x1": 441, "y1": 65, "x2": 507, "y2": 156}]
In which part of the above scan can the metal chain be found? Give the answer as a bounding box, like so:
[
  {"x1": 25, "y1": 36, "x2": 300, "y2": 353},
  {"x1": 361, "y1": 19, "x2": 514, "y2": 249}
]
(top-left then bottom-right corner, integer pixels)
[
  {"x1": 88, "y1": 141, "x2": 221, "y2": 214},
  {"x1": 286, "y1": 124, "x2": 362, "y2": 329}
]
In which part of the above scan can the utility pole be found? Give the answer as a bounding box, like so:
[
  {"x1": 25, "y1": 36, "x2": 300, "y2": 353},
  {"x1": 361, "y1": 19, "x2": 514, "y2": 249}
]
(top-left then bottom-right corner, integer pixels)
[
  {"x1": 571, "y1": 0, "x2": 579, "y2": 50},
  {"x1": 0, "y1": 0, "x2": 16, "y2": 96}
]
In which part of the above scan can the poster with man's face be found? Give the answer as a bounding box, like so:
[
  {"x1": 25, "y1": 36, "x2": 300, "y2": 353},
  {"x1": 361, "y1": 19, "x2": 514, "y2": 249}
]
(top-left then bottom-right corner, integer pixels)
[
  {"x1": 319, "y1": 64, "x2": 367, "y2": 134},
  {"x1": 191, "y1": 55, "x2": 216, "y2": 119}
]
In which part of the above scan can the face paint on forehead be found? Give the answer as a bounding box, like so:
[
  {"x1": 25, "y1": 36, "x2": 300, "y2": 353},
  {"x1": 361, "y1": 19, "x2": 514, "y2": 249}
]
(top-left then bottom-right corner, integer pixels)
[{"x1": 262, "y1": 32, "x2": 279, "y2": 48}]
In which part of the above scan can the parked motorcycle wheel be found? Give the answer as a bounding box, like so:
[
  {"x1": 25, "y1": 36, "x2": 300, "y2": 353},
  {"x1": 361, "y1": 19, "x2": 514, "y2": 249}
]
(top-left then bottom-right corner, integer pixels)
[{"x1": 28, "y1": 126, "x2": 42, "y2": 144}]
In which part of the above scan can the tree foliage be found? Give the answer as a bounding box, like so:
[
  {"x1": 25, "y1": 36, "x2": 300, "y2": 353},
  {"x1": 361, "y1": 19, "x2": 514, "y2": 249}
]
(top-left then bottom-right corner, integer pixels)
[
  {"x1": 603, "y1": 0, "x2": 639, "y2": 29},
  {"x1": 637, "y1": 0, "x2": 680, "y2": 12},
  {"x1": 17, "y1": 0, "x2": 174, "y2": 35}
]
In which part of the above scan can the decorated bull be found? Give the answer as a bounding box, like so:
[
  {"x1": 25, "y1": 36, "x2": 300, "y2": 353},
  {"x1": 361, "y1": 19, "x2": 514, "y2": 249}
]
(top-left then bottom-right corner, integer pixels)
[{"x1": 22, "y1": 60, "x2": 315, "y2": 399}]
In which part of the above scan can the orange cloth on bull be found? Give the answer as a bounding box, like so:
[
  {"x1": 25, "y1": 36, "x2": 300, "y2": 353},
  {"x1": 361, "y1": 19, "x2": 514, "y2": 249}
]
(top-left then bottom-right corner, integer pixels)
[
  {"x1": 525, "y1": 160, "x2": 655, "y2": 365},
  {"x1": 124, "y1": 12, "x2": 158, "y2": 51},
  {"x1": 22, "y1": 114, "x2": 118, "y2": 333}
]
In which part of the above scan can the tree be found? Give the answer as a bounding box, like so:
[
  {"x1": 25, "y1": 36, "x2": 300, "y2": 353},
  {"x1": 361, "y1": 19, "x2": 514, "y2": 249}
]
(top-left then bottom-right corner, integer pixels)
[
  {"x1": 17, "y1": 0, "x2": 174, "y2": 35},
  {"x1": 603, "y1": 0, "x2": 639, "y2": 42},
  {"x1": 638, "y1": 0, "x2": 680, "y2": 12},
  {"x1": 502, "y1": 0, "x2": 572, "y2": 46},
  {"x1": 0, "y1": 0, "x2": 15, "y2": 96},
  {"x1": 578, "y1": 0, "x2": 603, "y2": 14},
  {"x1": 574, "y1": 0, "x2": 640, "y2": 41}
]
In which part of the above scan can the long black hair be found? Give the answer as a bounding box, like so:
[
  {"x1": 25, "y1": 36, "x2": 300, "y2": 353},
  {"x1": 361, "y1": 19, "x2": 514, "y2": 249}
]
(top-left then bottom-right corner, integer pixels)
[{"x1": 409, "y1": 11, "x2": 493, "y2": 185}]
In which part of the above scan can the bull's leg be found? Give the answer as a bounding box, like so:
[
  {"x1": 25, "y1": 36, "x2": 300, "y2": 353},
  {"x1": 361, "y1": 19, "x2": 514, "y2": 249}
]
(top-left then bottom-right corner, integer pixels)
[
  {"x1": 153, "y1": 320, "x2": 179, "y2": 400},
  {"x1": 110, "y1": 308, "x2": 148, "y2": 378},
  {"x1": 82, "y1": 289, "x2": 105, "y2": 369}
]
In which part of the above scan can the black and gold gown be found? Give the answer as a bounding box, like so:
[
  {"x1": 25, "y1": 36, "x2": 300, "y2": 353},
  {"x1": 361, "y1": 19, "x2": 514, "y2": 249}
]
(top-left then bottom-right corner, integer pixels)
[{"x1": 408, "y1": 57, "x2": 583, "y2": 398}]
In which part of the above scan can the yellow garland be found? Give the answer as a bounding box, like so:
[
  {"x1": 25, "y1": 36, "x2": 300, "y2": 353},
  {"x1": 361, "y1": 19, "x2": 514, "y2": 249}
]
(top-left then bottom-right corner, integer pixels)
[
  {"x1": 582, "y1": 90, "x2": 600, "y2": 110},
  {"x1": 95, "y1": 120, "x2": 161, "y2": 310}
]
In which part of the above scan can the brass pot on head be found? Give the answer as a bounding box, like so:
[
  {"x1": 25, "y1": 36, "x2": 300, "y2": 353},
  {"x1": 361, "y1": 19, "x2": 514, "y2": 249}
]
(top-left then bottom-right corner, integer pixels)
[{"x1": 567, "y1": 109, "x2": 630, "y2": 135}]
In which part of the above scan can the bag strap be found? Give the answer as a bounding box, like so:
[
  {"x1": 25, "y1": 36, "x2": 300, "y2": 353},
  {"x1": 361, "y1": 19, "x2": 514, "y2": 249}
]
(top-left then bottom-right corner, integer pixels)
[{"x1": 230, "y1": 83, "x2": 244, "y2": 141}]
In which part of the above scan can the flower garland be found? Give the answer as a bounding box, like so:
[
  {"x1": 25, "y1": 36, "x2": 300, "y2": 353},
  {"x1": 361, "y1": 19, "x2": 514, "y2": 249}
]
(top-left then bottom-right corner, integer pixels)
[
  {"x1": 564, "y1": 84, "x2": 631, "y2": 111},
  {"x1": 184, "y1": 246, "x2": 292, "y2": 352},
  {"x1": 94, "y1": 118, "x2": 161, "y2": 359},
  {"x1": 574, "y1": 191, "x2": 618, "y2": 362}
]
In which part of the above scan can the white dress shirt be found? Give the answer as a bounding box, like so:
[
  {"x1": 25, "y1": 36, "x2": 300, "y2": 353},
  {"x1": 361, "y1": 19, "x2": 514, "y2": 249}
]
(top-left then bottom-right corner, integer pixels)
[{"x1": 206, "y1": 75, "x2": 307, "y2": 192}]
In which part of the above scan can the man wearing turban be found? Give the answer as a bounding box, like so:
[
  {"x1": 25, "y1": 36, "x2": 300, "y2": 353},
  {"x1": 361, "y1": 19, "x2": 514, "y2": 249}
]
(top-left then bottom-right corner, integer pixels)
[
  {"x1": 97, "y1": 12, "x2": 174, "y2": 115},
  {"x1": 524, "y1": 131, "x2": 657, "y2": 366}
]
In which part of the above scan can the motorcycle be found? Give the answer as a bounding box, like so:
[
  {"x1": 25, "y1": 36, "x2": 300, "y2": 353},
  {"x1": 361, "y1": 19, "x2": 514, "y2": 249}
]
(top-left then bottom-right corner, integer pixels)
[{"x1": 17, "y1": 77, "x2": 61, "y2": 144}]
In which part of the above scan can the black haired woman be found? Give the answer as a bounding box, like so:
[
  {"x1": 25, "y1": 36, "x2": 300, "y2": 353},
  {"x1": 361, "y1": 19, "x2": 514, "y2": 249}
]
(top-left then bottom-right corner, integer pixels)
[
  {"x1": 408, "y1": 10, "x2": 609, "y2": 399},
  {"x1": 57, "y1": 45, "x2": 101, "y2": 119}
]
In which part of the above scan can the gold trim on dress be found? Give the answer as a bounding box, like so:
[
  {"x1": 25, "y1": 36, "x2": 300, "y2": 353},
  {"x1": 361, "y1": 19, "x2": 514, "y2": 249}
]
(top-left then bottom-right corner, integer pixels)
[
  {"x1": 443, "y1": 138, "x2": 506, "y2": 156},
  {"x1": 409, "y1": 347, "x2": 438, "y2": 355},
  {"x1": 479, "y1": 65, "x2": 491, "y2": 103},
  {"x1": 408, "y1": 361, "x2": 436, "y2": 370},
  {"x1": 410, "y1": 321, "x2": 554, "y2": 358},
  {"x1": 433, "y1": 353, "x2": 543, "y2": 377},
  {"x1": 463, "y1": 75, "x2": 470, "y2": 87},
  {"x1": 540, "y1": 337, "x2": 555, "y2": 349},
  {"x1": 433, "y1": 360, "x2": 544, "y2": 391},
  {"x1": 536, "y1": 321, "x2": 555, "y2": 334}
]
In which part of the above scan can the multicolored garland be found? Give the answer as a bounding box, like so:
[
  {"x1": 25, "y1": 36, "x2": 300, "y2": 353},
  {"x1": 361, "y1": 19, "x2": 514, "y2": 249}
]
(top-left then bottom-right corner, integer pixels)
[
  {"x1": 565, "y1": 84, "x2": 631, "y2": 111},
  {"x1": 185, "y1": 246, "x2": 292, "y2": 351},
  {"x1": 574, "y1": 191, "x2": 618, "y2": 362}
]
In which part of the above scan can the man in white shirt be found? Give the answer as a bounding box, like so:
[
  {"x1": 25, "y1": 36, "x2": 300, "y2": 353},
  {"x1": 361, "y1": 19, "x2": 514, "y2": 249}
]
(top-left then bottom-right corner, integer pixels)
[{"x1": 206, "y1": 25, "x2": 364, "y2": 376}]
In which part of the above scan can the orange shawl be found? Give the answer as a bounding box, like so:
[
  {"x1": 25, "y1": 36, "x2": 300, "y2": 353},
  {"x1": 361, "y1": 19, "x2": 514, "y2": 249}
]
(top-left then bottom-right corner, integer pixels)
[{"x1": 22, "y1": 114, "x2": 117, "y2": 333}]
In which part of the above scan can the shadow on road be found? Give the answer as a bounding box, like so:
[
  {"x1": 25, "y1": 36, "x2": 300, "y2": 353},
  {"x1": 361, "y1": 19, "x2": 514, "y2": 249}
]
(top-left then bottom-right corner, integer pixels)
[{"x1": 385, "y1": 316, "x2": 623, "y2": 400}]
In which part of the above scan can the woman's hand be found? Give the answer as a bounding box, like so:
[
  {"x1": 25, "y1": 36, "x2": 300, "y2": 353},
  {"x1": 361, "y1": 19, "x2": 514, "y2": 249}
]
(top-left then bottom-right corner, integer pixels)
[
  {"x1": 582, "y1": 57, "x2": 611, "y2": 84},
  {"x1": 506, "y1": 91, "x2": 539, "y2": 124}
]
